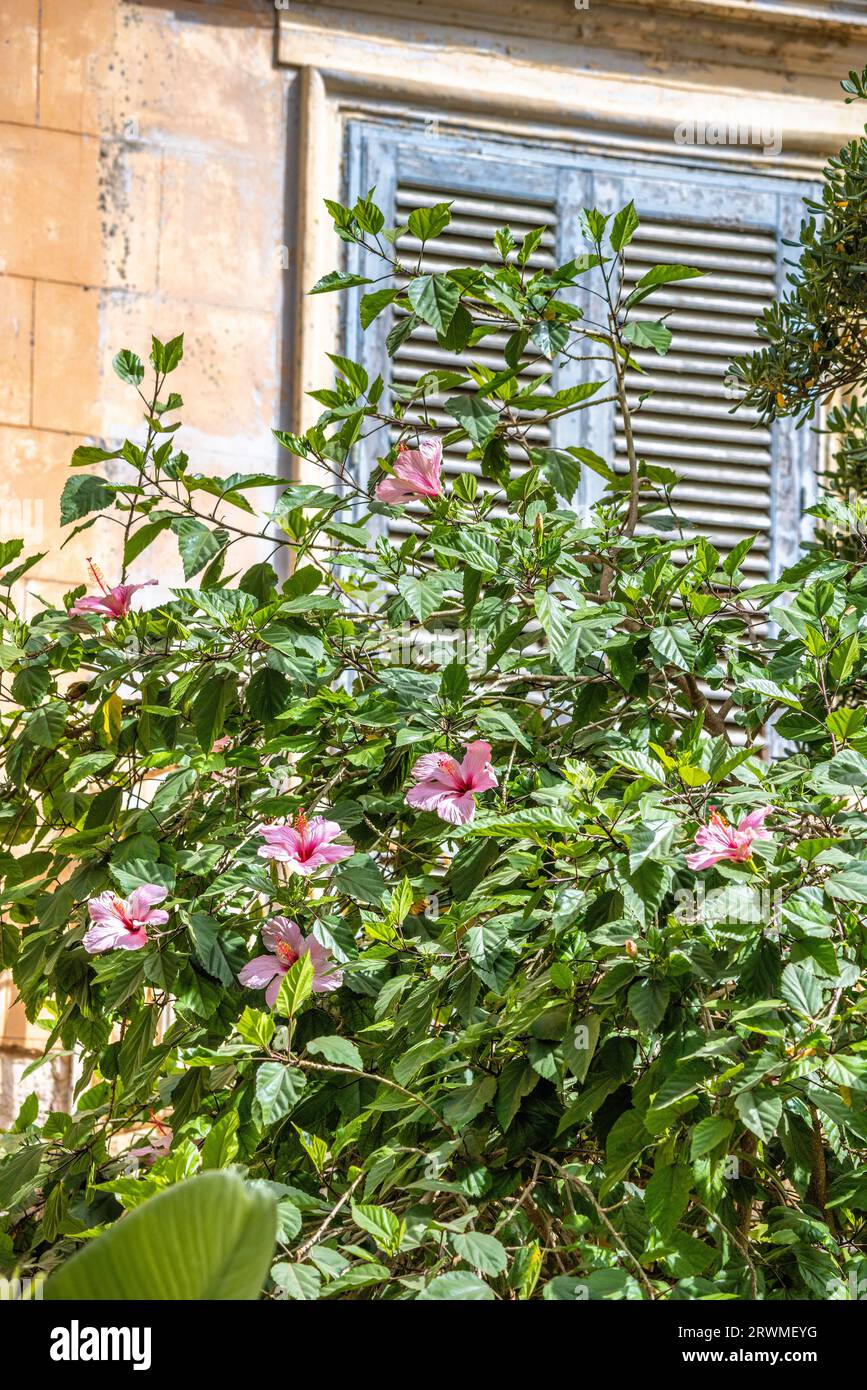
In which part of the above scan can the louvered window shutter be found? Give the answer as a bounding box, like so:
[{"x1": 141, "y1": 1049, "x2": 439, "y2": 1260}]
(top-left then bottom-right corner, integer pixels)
[
  {"x1": 618, "y1": 217, "x2": 778, "y2": 578},
  {"x1": 581, "y1": 163, "x2": 819, "y2": 582},
  {"x1": 343, "y1": 124, "x2": 818, "y2": 581},
  {"x1": 342, "y1": 126, "x2": 589, "y2": 529},
  {"x1": 384, "y1": 184, "x2": 557, "y2": 540}
]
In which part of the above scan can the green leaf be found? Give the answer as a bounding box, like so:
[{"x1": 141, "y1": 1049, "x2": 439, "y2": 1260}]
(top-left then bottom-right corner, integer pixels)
[
  {"x1": 309, "y1": 269, "x2": 372, "y2": 295},
  {"x1": 407, "y1": 275, "x2": 460, "y2": 334},
  {"x1": 826, "y1": 860, "x2": 867, "y2": 902},
  {"x1": 112, "y1": 348, "x2": 145, "y2": 385},
  {"x1": 397, "y1": 574, "x2": 445, "y2": 622},
  {"x1": 124, "y1": 516, "x2": 172, "y2": 566},
  {"x1": 10, "y1": 665, "x2": 51, "y2": 709},
  {"x1": 535, "y1": 590, "x2": 577, "y2": 675},
  {"x1": 246, "y1": 667, "x2": 291, "y2": 722},
  {"x1": 332, "y1": 853, "x2": 387, "y2": 905},
  {"x1": 622, "y1": 320, "x2": 672, "y2": 355},
  {"x1": 451, "y1": 1231, "x2": 508, "y2": 1277},
  {"x1": 191, "y1": 676, "x2": 232, "y2": 751},
  {"x1": 60, "y1": 474, "x2": 112, "y2": 526},
  {"x1": 780, "y1": 962, "x2": 822, "y2": 1018},
  {"x1": 628, "y1": 819, "x2": 676, "y2": 872},
  {"x1": 275, "y1": 953, "x2": 315, "y2": 1017},
  {"x1": 417, "y1": 1271, "x2": 494, "y2": 1300},
  {"x1": 628, "y1": 978, "x2": 670, "y2": 1031},
  {"x1": 734, "y1": 1089, "x2": 782, "y2": 1143},
  {"x1": 188, "y1": 914, "x2": 234, "y2": 986},
  {"x1": 151, "y1": 333, "x2": 184, "y2": 373},
  {"x1": 45, "y1": 1172, "x2": 276, "y2": 1300},
  {"x1": 649, "y1": 626, "x2": 697, "y2": 672},
  {"x1": 645, "y1": 1164, "x2": 692, "y2": 1238},
  {"x1": 406, "y1": 202, "x2": 451, "y2": 242},
  {"x1": 495, "y1": 1059, "x2": 539, "y2": 1132},
  {"x1": 70, "y1": 444, "x2": 121, "y2": 468},
  {"x1": 610, "y1": 201, "x2": 640, "y2": 252},
  {"x1": 445, "y1": 394, "x2": 501, "y2": 449},
  {"x1": 689, "y1": 1115, "x2": 733, "y2": 1160},
  {"x1": 237, "y1": 1008, "x2": 275, "y2": 1050},
  {"x1": 24, "y1": 701, "x2": 68, "y2": 750},
  {"x1": 538, "y1": 448, "x2": 582, "y2": 502},
  {"x1": 624, "y1": 264, "x2": 703, "y2": 309},
  {"x1": 202, "y1": 1111, "x2": 240, "y2": 1170},
  {"x1": 360, "y1": 287, "x2": 400, "y2": 329},
  {"x1": 306, "y1": 1035, "x2": 363, "y2": 1070},
  {"x1": 0, "y1": 1144, "x2": 44, "y2": 1208},
  {"x1": 530, "y1": 320, "x2": 570, "y2": 358},
  {"x1": 351, "y1": 1201, "x2": 403, "y2": 1254},
  {"x1": 476, "y1": 706, "x2": 531, "y2": 751},
  {"x1": 254, "y1": 1063, "x2": 307, "y2": 1126},
  {"x1": 172, "y1": 517, "x2": 229, "y2": 580},
  {"x1": 455, "y1": 527, "x2": 499, "y2": 574},
  {"x1": 271, "y1": 1261, "x2": 322, "y2": 1300}
]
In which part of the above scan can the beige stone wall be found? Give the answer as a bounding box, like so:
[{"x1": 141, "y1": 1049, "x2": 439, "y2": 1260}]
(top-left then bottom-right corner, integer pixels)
[
  {"x1": 0, "y1": 0, "x2": 293, "y2": 607},
  {"x1": 0, "y1": 0, "x2": 293, "y2": 1121},
  {"x1": 2, "y1": 0, "x2": 865, "y2": 1126}
]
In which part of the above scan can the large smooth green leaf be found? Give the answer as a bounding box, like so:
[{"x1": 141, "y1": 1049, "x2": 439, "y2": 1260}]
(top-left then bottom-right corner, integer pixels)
[{"x1": 45, "y1": 1172, "x2": 277, "y2": 1300}]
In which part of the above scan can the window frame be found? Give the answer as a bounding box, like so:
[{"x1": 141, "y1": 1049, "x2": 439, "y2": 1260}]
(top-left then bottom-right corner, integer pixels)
[{"x1": 341, "y1": 116, "x2": 821, "y2": 582}]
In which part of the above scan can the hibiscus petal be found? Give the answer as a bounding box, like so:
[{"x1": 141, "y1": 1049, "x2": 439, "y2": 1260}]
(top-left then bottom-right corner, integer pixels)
[
  {"x1": 239, "y1": 955, "x2": 282, "y2": 990},
  {"x1": 265, "y1": 973, "x2": 285, "y2": 1008},
  {"x1": 82, "y1": 923, "x2": 126, "y2": 953},
  {"x1": 70, "y1": 595, "x2": 113, "y2": 616},
  {"x1": 311, "y1": 964, "x2": 344, "y2": 993},
  {"x1": 257, "y1": 824, "x2": 302, "y2": 856},
  {"x1": 433, "y1": 790, "x2": 477, "y2": 825},
  {"x1": 685, "y1": 849, "x2": 723, "y2": 871},
  {"x1": 115, "y1": 930, "x2": 149, "y2": 951},
  {"x1": 460, "y1": 740, "x2": 497, "y2": 791},
  {"x1": 311, "y1": 842, "x2": 354, "y2": 865},
  {"x1": 409, "y1": 751, "x2": 459, "y2": 786},
  {"x1": 406, "y1": 780, "x2": 455, "y2": 813},
  {"x1": 126, "y1": 884, "x2": 168, "y2": 922},
  {"x1": 306, "y1": 938, "x2": 344, "y2": 992},
  {"x1": 375, "y1": 476, "x2": 415, "y2": 505},
  {"x1": 263, "y1": 917, "x2": 305, "y2": 955},
  {"x1": 87, "y1": 893, "x2": 124, "y2": 927},
  {"x1": 304, "y1": 817, "x2": 343, "y2": 850}
]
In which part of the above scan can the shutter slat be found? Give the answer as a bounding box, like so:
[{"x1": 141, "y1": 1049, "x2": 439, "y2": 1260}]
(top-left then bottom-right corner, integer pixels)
[
  {"x1": 387, "y1": 180, "x2": 558, "y2": 509},
  {"x1": 615, "y1": 213, "x2": 777, "y2": 580}
]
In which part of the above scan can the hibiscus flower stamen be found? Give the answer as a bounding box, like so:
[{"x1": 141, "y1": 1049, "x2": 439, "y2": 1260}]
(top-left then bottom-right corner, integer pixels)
[
  {"x1": 275, "y1": 940, "x2": 299, "y2": 967},
  {"x1": 86, "y1": 557, "x2": 110, "y2": 595}
]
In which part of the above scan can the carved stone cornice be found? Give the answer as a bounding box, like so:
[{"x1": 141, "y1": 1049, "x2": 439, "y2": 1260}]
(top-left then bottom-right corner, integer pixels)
[{"x1": 286, "y1": 0, "x2": 867, "y2": 37}]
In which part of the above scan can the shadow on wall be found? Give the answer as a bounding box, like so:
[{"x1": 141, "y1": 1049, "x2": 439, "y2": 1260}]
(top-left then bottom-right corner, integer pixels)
[{"x1": 127, "y1": 0, "x2": 279, "y2": 29}]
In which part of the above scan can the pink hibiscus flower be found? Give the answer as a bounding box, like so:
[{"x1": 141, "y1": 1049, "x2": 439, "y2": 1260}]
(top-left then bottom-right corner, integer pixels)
[
  {"x1": 238, "y1": 917, "x2": 343, "y2": 1006},
  {"x1": 685, "y1": 806, "x2": 772, "y2": 871},
  {"x1": 69, "y1": 558, "x2": 156, "y2": 620},
  {"x1": 128, "y1": 1116, "x2": 173, "y2": 1168},
  {"x1": 406, "y1": 739, "x2": 498, "y2": 825},
  {"x1": 82, "y1": 884, "x2": 169, "y2": 954},
  {"x1": 256, "y1": 811, "x2": 354, "y2": 877},
  {"x1": 375, "y1": 437, "x2": 444, "y2": 505}
]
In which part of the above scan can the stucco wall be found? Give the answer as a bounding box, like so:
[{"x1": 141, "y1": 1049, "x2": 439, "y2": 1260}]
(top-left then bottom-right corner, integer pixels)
[
  {"x1": 1, "y1": 0, "x2": 865, "y2": 1125},
  {"x1": 0, "y1": 0, "x2": 292, "y2": 1122}
]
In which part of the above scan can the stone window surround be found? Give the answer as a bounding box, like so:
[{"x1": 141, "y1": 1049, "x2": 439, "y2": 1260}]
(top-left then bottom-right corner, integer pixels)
[{"x1": 276, "y1": 2, "x2": 858, "y2": 440}]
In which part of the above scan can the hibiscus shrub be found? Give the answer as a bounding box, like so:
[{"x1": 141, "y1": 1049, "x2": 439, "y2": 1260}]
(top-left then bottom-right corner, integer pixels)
[{"x1": 5, "y1": 73, "x2": 867, "y2": 1302}]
